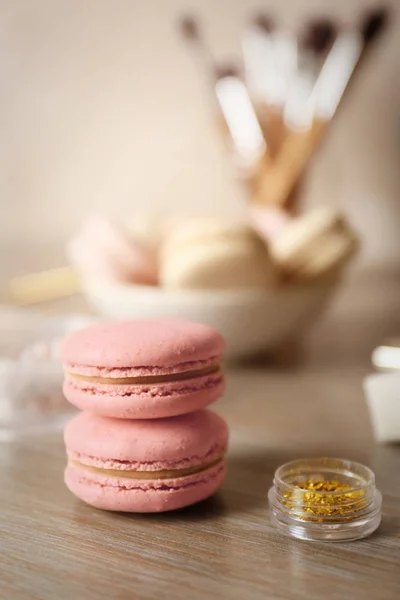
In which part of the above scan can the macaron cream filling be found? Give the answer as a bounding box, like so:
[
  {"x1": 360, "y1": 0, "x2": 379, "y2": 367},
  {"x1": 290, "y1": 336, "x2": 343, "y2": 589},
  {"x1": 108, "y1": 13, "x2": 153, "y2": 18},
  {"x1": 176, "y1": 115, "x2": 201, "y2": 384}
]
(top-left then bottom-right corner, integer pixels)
[
  {"x1": 65, "y1": 362, "x2": 221, "y2": 386},
  {"x1": 68, "y1": 454, "x2": 225, "y2": 480}
]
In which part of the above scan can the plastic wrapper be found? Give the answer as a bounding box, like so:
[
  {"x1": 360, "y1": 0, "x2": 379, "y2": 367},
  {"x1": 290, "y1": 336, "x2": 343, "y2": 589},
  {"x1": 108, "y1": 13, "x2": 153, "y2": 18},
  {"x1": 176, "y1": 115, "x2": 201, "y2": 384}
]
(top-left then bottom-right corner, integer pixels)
[{"x1": 0, "y1": 307, "x2": 98, "y2": 431}]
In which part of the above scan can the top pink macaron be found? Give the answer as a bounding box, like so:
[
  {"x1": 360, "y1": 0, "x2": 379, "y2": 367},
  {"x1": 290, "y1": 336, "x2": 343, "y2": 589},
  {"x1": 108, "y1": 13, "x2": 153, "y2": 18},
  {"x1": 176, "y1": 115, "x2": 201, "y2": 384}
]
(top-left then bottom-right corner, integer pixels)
[{"x1": 61, "y1": 319, "x2": 225, "y2": 419}]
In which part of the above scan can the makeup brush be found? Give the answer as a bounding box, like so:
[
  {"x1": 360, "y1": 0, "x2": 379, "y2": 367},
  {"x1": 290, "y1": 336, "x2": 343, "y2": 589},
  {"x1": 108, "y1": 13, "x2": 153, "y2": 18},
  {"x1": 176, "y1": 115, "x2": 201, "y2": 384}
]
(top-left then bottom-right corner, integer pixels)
[
  {"x1": 179, "y1": 15, "x2": 267, "y2": 177},
  {"x1": 254, "y1": 8, "x2": 389, "y2": 208},
  {"x1": 179, "y1": 15, "x2": 216, "y2": 81},
  {"x1": 242, "y1": 15, "x2": 297, "y2": 154},
  {"x1": 313, "y1": 7, "x2": 389, "y2": 121},
  {"x1": 214, "y1": 65, "x2": 267, "y2": 173},
  {"x1": 243, "y1": 15, "x2": 297, "y2": 108},
  {"x1": 362, "y1": 7, "x2": 389, "y2": 46},
  {"x1": 253, "y1": 19, "x2": 335, "y2": 207},
  {"x1": 242, "y1": 15, "x2": 276, "y2": 103},
  {"x1": 283, "y1": 18, "x2": 336, "y2": 132}
]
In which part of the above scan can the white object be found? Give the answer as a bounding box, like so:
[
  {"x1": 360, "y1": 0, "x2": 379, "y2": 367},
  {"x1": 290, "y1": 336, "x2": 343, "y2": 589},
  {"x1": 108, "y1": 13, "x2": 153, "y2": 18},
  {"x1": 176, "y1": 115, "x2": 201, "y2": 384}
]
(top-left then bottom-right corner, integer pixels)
[
  {"x1": 272, "y1": 32, "x2": 298, "y2": 107},
  {"x1": 313, "y1": 30, "x2": 363, "y2": 121},
  {"x1": 371, "y1": 344, "x2": 400, "y2": 371},
  {"x1": 242, "y1": 26, "x2": 296, "y2": 107},
  {"x1": 364, "y1": 373, "x2": 400, "y2": 443},
  {"x1": 285, "y1": 30, "x2": 362, "y2": 130},
  {"x1": 242, "y1": 24, "x2": 275, "y2": 102},
  {"x1": 215, "y1": 75, "x2": 266, "y2": 166},
  {"x1": 83, "y1": 277, "x2": 339, "y2": 360},
  {"x1": 0, "y1": 311, "x2": 97, "y2": 429}
]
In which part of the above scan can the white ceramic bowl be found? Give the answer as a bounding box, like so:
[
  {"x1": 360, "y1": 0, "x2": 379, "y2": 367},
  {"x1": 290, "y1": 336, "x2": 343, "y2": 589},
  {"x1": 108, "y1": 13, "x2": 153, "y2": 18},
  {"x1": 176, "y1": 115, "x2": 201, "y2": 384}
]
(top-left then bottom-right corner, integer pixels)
[{"x1": 83, "y1": 278, "x2": 340, "y2": 360}]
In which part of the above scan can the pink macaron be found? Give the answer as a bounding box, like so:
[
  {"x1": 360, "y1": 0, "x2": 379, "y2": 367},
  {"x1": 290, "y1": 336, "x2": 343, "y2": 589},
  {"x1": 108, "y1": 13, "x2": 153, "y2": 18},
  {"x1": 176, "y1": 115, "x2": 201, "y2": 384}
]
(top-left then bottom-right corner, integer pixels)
[
  {"x1": 61, "y1": 319, "x2": 225, "y2": 419},
  {"x1": 66, "y1": 216, "x2": 159, "y2": 285},
  {"x1": 248, "y1": 205, "x2": 291, "y2": 241},
  {"x1": 64, "y1": 409, "x2": 228, "y2": 512}
]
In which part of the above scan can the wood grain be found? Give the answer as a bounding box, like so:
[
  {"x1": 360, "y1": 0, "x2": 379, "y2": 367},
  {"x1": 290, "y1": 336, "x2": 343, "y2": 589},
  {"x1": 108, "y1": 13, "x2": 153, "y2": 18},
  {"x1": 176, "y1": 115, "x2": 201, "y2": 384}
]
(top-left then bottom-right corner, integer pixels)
[{"x1": 1, "y1": 269, "x2": 400, "y2": 599}]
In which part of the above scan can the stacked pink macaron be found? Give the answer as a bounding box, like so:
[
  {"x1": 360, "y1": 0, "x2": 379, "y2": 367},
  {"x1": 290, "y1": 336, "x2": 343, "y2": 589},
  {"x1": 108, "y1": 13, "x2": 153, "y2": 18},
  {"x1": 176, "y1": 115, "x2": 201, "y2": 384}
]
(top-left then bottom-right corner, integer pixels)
[{"x1": 61, "y1": 318, "x2": 228, "y2": 513}]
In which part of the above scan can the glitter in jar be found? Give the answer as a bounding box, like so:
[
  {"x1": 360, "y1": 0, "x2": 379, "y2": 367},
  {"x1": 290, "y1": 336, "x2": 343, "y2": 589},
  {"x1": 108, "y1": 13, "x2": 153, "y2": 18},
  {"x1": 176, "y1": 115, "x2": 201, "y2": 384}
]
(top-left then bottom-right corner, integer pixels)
[{"x1": 282, "y1": 478, "x2": 367, "y2": 522}]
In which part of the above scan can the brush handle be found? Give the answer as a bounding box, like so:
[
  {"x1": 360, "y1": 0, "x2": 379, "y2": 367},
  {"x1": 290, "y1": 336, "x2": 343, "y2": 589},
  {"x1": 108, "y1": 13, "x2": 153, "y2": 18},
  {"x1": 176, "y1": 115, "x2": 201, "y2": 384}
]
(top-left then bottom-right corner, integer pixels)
[
  {"x1": 253, "y1": 119, "x2": 326, "y2": 207},
  {"x1": 8, "y1": 266, "x2": 81, "y2": 305},
  {"x1": 214, "y1": 111, "x2": 272, "y2": 191},
  {"x1": 258, "y1": 104, "x2": 286, "y2": 157}
]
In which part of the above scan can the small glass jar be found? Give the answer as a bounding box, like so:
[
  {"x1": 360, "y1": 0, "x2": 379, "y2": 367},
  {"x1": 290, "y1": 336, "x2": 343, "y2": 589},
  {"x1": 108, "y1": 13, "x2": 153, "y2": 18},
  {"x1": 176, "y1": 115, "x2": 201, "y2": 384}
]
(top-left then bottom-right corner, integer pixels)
[{"x1": 268, "y1": 458, "x2": 382, "y2": 542}]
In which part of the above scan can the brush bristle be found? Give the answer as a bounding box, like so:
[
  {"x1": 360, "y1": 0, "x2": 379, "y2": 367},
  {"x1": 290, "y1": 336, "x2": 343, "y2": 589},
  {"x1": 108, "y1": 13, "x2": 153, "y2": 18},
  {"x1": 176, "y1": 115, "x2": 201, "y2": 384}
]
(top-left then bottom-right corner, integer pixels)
[
  {"x1": 253, "y1": 14, "x2": 276, "y2": 33},
  {"x1": 361, "y1": 7, "x2": 390, "y2": 43},
  {"x1": 180, "y1": 16, "x2": 200, "y2": 40},
  {"x1": 301, "y1": 19, "x2": 337, "y2": 53},
  {"x1": 215, "y1": 65, "x2": 239, "y2": 80}
]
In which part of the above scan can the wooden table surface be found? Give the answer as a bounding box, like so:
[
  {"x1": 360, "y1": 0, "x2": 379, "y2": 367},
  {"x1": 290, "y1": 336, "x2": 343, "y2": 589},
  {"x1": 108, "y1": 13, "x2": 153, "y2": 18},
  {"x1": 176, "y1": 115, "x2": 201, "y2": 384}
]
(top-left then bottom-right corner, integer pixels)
[{"x1": 1, "y1": 268, "x2": 400, "y2": 600}]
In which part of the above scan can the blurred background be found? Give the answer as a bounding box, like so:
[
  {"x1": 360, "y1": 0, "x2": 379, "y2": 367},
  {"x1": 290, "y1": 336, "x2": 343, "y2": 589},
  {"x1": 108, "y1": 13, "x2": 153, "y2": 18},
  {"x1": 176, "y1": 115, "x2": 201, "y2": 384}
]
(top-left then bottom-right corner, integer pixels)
[
  {"x1": 0, "y1": 0, "x2": 399, "y2": 435},
  {"x1": 0, "y1": 0, "x2": 399, "y2": 281}
]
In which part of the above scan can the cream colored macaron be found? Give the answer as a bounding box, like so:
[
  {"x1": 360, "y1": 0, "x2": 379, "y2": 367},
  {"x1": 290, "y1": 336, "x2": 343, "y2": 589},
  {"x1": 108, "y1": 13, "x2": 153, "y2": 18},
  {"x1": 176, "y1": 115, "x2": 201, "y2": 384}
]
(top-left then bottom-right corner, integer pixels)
[
  {"x1": 269, "y1": 208, "x2": 359, "y2": 280},
  {"x1": 127, "y1": 213, "x2": 165, "y2": 253},
  {"x1": 161, "y1": 218, "x2": 275, "y2": 290}
]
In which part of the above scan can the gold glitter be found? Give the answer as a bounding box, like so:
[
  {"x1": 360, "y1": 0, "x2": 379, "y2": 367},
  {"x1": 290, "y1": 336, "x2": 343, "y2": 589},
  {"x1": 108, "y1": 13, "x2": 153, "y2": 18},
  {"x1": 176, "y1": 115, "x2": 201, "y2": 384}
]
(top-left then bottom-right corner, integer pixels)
[{"x1": 282, "y1": 478, "x2": 367, "y2": 522}]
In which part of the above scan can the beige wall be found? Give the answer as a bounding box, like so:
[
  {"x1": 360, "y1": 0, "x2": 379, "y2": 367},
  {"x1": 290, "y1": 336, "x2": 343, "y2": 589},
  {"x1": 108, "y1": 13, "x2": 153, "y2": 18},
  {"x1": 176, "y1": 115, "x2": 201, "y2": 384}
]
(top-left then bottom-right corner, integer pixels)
[{"x1": 0, "y1": 0, "x2": 399, "y2": 266}]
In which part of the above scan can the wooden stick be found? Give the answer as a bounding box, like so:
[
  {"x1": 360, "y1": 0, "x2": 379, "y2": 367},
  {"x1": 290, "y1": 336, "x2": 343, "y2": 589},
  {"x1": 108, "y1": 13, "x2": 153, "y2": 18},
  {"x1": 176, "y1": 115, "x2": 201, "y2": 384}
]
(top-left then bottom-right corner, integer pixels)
[
  {"x1": 253, "y1": 119, "x2": 325, "y2": 207},
  {"x1": 7, "y1": 266, "x2": 81, "y2": 305}
]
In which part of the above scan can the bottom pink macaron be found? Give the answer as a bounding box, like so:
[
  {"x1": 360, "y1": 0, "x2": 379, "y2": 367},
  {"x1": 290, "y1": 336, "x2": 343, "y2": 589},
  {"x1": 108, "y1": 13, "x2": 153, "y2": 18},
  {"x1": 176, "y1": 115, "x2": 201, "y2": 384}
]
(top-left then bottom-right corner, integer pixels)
[{"x1": 64, "y1": 410, "x2": 228, "y2": 512}]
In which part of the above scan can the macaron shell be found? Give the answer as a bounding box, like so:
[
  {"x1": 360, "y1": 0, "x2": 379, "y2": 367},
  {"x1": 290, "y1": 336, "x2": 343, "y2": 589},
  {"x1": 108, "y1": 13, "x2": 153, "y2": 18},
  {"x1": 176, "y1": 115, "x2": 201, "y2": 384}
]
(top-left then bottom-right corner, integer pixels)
[
  {"x1": 64, "y1": 410, "x2": 228, "y2": 512},
  {"x1": 67, "y1": 236, "x2": 132, "y2": 283},
  {"x1": 248, "y1": 205, "x2": 291, "y2": 241},
  {"x1": 162, "y1": 218, "x2": 257, "y2": 247},
  {"x1": 62, "y1": 319, "x2": 224, "y2": 370},
  {"x1": 160, "y1": 218, "x2": 275, "y2": 291},
  {"x1": 65, "y1": 461, "x2": 226, "y2": 512},
  {"x1": 67, "y1": 216, "x2": 158, "y2": 285},
  {"x1": 127, "y1": 213, "x2": 165, "y2": 252},
  {"x1": 64, "y1": 410, "x2": 228, "y2": 464},
  {"x1": 270, "y1": 208, "x2": 351, "y2": 261},
  {"x1": 63, "y1": 373, "x2": 225, "y2": 418},
  {"x1": 270, "y1": 210, "x2": 358, "y2": 280},
  {"x1": 161, "y1": 234, "x2": 274, "y2": 290},
  {"x1": 293, "y1": 232, "x2": 358, "y2": 279}
]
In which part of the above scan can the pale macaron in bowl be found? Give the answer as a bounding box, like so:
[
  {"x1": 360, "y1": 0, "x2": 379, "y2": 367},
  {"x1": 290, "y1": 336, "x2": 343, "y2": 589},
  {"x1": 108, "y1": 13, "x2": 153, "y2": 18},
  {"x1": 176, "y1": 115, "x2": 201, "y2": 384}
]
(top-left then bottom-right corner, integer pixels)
[
  {"x1": 64, "y1": 409, "x2": 228, "y2": 512},
  {"x1": 160, "y1": 220, "x2": 275, "y2": 290},
  {"x1": 61, "y1": 319, "x2": 225, "y2": 418},
  {"x1": 79, "y1": 212, "x2": 348, "y2": 360},
  {"x1": 267, "y1": 207, "x2": 359, "y2": 280}
]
